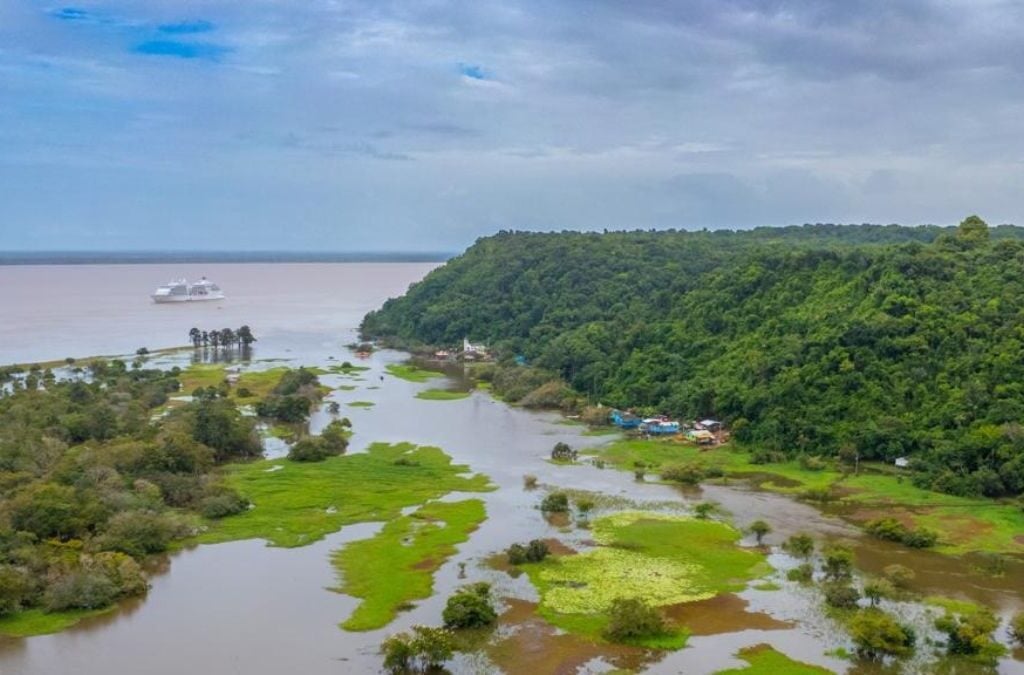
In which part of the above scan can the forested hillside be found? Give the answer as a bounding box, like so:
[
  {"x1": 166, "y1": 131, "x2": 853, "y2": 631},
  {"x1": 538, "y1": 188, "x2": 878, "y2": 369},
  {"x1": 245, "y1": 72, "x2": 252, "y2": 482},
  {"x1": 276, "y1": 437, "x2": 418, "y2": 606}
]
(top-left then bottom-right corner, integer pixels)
[{"x1": 363, "y1": 218, "x2": 1024, "y2": 498}]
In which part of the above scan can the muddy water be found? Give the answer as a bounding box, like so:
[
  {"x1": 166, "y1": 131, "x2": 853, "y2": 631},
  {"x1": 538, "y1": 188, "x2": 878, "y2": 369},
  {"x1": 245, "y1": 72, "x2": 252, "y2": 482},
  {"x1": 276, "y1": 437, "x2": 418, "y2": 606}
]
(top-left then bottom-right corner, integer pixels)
[{"x1": 2, "y1": 265, "x2": 1024, "y2": 674}]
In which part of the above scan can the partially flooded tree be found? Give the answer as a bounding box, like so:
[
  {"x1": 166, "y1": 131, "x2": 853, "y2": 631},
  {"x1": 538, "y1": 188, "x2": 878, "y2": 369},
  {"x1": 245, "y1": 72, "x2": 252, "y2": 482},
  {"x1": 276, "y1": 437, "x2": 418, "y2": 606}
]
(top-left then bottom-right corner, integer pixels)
[{"x1": 748, "y1": 520, "x2": 771, "y2": 545}]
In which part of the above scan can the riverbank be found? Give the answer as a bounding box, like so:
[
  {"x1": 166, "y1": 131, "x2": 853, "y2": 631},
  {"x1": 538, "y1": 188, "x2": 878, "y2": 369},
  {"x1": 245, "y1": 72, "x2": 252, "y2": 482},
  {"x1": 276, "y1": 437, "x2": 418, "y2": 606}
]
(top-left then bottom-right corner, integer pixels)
[{"x1": 579, "y1": 437, "x2": 1024, "y2": 556}]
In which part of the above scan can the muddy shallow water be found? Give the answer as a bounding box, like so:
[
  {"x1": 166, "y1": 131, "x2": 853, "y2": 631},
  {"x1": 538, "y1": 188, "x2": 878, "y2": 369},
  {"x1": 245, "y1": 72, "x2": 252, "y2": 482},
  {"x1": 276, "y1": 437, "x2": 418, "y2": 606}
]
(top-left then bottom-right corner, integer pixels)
[{"x1": 2, "y1": 264, "x2": 1024, "y2": 674}]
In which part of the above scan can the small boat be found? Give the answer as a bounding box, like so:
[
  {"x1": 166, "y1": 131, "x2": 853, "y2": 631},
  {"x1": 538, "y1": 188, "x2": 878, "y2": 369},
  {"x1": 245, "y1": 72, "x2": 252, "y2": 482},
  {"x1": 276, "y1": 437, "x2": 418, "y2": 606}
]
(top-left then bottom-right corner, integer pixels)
[{"x1": 151, "y1": 277, "x2": 225, "y2": 303}]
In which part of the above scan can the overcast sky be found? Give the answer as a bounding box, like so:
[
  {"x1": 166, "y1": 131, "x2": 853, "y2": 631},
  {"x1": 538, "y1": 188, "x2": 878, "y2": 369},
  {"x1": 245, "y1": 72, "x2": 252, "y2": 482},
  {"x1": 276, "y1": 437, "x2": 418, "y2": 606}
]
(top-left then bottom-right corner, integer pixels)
[{"x1": 1, "y1": 1, "x2": 1023, "y2": 251}]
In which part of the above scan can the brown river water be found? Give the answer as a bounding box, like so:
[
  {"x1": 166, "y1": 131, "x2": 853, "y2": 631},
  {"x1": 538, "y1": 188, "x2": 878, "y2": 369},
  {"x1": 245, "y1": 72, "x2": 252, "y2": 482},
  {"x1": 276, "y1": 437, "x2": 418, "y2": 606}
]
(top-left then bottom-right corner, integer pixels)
[{"x1": 0, "y1": 263, "x2": 1022, "y2": 674}]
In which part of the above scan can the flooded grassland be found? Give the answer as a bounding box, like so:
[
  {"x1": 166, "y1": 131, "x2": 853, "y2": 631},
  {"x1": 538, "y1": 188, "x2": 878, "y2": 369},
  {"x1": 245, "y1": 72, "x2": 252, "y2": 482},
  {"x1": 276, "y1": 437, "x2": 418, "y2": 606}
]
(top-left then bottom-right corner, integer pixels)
[{"x1": 1, "y1": 346, "x2": 1021, "y2": 675}]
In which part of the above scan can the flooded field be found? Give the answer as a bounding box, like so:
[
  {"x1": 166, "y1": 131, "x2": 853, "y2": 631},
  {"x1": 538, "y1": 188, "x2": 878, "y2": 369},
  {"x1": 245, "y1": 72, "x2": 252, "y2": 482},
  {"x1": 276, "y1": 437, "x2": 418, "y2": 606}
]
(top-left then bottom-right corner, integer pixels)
[{"x1": 1, "y1": 263, "x2": 1023, "y2": 674}]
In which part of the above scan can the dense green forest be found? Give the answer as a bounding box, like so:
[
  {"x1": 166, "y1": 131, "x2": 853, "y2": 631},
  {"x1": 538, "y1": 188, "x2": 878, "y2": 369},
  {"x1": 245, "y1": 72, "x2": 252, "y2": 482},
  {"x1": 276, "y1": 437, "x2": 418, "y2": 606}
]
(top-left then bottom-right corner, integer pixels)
[
  {"x1": 363, "y1": 218, "x2": 1024, "y2": 498},
  {"x1": 0, "y1": 361, "x2": 315, "y2": 623}
]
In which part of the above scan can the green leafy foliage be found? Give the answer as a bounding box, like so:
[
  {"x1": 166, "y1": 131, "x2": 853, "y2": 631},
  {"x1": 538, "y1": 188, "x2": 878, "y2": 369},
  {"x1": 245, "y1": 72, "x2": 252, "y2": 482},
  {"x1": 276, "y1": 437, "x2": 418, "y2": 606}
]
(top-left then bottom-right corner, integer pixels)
[
  {"x1": 603, "y1": 597, "x2": 667, "y2": 643},
  {"x1": 864, "y1": 517, "x2": 938, "y2": 548},
  {"x1": 442, "y1": 582, "x2": 497, "y2": 629},
  {"x1": 380, "y1": 625, "x2": 454, "y2": 672},
  {"x1": 934, "y1": 607, "x2": 1006, "y2": 662},
  {"x1": 364, "y1": 220, "x2": 1024, "y2": 497},
  {"x1": 0, "y1": 363, "x2": 308, "y2": 633},
  {"x1": 506, "y1": 539, "x2": 550, "y2": 565},
  {"x1": 539, "y1": 491, "x2": 570, "y2": 513},
  {"x1": 849, "y1": 608, "x2": 915, "y2": 660}
]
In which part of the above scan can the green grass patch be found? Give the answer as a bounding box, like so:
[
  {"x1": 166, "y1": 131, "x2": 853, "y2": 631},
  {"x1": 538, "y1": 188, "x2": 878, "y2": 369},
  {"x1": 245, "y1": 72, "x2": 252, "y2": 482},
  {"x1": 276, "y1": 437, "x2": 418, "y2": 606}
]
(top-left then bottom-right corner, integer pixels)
[
  {"x1": 200, "y1": 442, "x2": 493, "y2": 548},
  {"x1": 177, "y1": 364, "x2": 311, "y2": 400},
  {"x1": 752, "y1": 581, "x2": 782, "y2": 591},
  {"x1": 333, "y1": 499, "x2": 486, "y2": 631},
  {"x1": 386, "y1": 363, "x2": 444, "y2": 383},
  {"x1": 0, "y1": 606, "x2": 115, "y2": 638},
  {"x1": 585, "y1": 439, "x2": 1024, "y2": 555},
  {"x1": 336, "y1": 385, "x2": 357, "y2": 391},
  {"x1": 715, "y1": 644, "x2": 834, "y2": 674},
  {"x1": 924, "y1": 595, "x2": 982, "y2": 616},
  {"x1": 348, "y1": 401, "x2": 375, "y2": 408},
  {"x1": 582, "y1": 427, "x2": 621, "y2": 437},
  {"x1": 520, "y1": 511, "x2": 766, "y2": 648},
  {"x1": 415, "y1": 389, "x2": 471, "y2": 401},
  {"x1": 327, "y1": 364, "x2": 370, "y2": 374},
  {"x1": 266, "y1": 424, "x2": 299, "y2": 441}
]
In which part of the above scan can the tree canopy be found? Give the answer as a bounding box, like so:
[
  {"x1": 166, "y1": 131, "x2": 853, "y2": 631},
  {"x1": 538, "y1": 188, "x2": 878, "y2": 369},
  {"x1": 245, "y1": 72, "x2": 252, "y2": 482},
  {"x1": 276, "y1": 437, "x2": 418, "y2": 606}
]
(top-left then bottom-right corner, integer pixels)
[{"x1": 363, "y1": 219, "x2": 1024, "y2": 497}]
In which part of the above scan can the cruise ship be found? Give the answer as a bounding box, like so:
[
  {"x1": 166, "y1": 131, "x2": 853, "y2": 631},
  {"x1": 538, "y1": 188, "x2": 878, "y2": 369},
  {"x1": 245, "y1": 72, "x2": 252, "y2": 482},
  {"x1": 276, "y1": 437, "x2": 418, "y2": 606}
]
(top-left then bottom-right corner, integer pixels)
[{"x1": 151, "y1": 277, "x2": 225, "y2": 303}]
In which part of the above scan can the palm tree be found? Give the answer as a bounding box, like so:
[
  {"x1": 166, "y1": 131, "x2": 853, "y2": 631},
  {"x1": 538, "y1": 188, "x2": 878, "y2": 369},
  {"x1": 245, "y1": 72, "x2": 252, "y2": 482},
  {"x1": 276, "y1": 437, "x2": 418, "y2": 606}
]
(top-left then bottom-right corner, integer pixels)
[
  {"x1": 189, "y1": 327, "x2": 202, "y2": 348},
  {"x1": 209, "y1": 330, "x2": 220, "y2": 349},
  {"x1": 201, "y1": 331, "x2": 210, "y2": 347},
  {"x1": 220, "y1": 328, "x2": 235, "y2": 349},
  {"x1": 237, "y1": 325, "x2": 256, "y2": 347}
]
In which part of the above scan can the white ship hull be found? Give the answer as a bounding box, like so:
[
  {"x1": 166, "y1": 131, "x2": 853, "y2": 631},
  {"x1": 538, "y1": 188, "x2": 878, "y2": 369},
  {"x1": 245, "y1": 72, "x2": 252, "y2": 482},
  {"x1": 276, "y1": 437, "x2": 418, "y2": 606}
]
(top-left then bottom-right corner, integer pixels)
[
  {"x1": 151, "y1": 293, "x2": 224, "y2": 303},
  {"x1": 151, "y1": 277, "x2": 225, "y2": 303}
]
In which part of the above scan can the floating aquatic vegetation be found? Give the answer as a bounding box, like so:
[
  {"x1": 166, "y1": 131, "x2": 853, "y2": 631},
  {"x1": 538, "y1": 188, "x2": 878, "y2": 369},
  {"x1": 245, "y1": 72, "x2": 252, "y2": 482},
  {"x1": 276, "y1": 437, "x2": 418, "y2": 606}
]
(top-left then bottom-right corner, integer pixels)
[{"x1": 537, "y1": 548, "x2": 714, "y2": 615}]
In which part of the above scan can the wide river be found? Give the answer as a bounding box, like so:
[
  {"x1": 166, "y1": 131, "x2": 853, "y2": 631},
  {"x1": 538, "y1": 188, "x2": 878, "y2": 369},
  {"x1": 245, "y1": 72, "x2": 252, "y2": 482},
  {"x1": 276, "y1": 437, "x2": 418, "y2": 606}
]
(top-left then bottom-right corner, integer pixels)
[{"x1": 0, "y1": 263, "x2": 1022, "y2": 675}]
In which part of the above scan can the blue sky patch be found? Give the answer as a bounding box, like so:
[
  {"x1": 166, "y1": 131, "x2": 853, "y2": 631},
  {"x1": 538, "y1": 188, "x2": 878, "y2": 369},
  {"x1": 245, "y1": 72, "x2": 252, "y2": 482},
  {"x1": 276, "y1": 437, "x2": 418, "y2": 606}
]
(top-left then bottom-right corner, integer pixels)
[
  {"x1": 158, "y1": 20, "x2": 215, "y2": 34},
  {"x1": 458, "y1": 63, "x2": 488, "y2": 80},
  {"x1": 133, "y1": 40, "x2": 230, "y2": 60}
]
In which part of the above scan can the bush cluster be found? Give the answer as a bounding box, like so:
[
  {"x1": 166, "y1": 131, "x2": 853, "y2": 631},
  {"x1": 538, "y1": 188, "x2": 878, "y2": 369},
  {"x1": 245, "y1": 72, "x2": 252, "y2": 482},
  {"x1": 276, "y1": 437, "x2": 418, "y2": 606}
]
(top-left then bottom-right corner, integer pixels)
[
  {"x1": 442, "y1": 583, "x2": 497, "y2": 629},
  {"x1": 506, "y1": 540, "x2": 550, "y2": 565},
  {"x1": 381, "y1": 625, "x2": 454, "y2": 673},
  {"x1": 604, "y1": 597, "x2": 667, "y2": 642},
  {"x1": 864, "y1": 518, "x2": 938, "y2": 548}
]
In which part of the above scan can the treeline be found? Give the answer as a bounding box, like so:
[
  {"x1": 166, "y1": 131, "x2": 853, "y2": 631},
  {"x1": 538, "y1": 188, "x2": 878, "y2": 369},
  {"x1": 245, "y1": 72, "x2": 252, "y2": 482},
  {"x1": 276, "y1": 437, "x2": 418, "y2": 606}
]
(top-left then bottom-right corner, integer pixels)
[
  {"x1": 363, "y1": 218, "x2": 1024, "y2": 498},
  {"x1": 0, "y1": 361, "x2": 259, "y2": 620},
  {"x1": 188, "y1": 326, "x2": 256, "y2": 349}
]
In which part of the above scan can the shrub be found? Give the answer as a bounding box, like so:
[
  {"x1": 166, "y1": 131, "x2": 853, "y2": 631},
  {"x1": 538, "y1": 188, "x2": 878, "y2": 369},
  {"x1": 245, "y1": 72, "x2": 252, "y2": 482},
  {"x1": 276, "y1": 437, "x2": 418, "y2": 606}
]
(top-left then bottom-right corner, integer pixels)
[
  {"x1": 236, "y1": 387, "x2": 253, "y2": 398},
  {"x1": 0, "y1": 565, "x2": 33, "y2": 616},
  {"x1": 198, "y1": 489, "x2": 249, "y2": 519},
  {"x1": 381, "y1": 625, "x2": 454, "y2": 672},
  {"x1": 327, "y1": 401, "x2": 341, "y2": 414},
  {"x1": 883, "y1": 564, "x2": 915, "y2": 589},
  {"x1": 604, "y1": 597, "x2": 667, "y2": 642},
  {"x1": 318, "y1": 419, "x2": 350, "y2": 455},
  {"x1": 748, "y1": 519, "x2": 772, "y2": 545},
  {"x1": 634, "y1": 469, "x2": 646, "y2": 481},
  {"x1": 506, "y1": 543, "x2": 529, "y2": 565},
  {"x1": 540, "y1": 492, "x2": 570, "y2": 513},
  {"x1": 822, "y1": 545, "x2": 854, "y2": 582},
  {"x1": 288, "y1": 438, "x2": 332, "y2": 463},
  {"x1": 935, "y1": 608, "x2": 1005, "y2": 662},
  {"x1": 256, "y1": 394, "x2": 312, "y2": 423},
  {"x1": 551, "y1": 442, "x2": 576, "y2": 462},
  {"x1": 523, "y1": 474, "x2": 538, "y2": 489},
  {"x1": 694, "y1": 502, "x2": 716, "y2": 520},
  {"x1": 661, "y1": 463, "x2": 705, "y2": 484},
  {"x1": 44, "y1": 570, "x2": 118, "y2": 611},
  {"x1": 96, "y1": 509, "x2": 180, "y2": 558},
  {"x1": 380, "y1": 633, "x2": 415, "y2": 672},
  {"x1": 1010, "y1": 611, "x2": 1024, "y2": 645},
  {"x1": 506, "y1": 539, "x2": 551, "y2": 565},
  {"x1": 901, "y1": 528, "x2": 938, "y2": 549},
  {"x1": 783, "y1": 533, "x2": 815, "y2": 558},
  {"x1": 442, "y1": 583, "x2": 497, "y2": 629},
  {"x1": 850, "y1": 608, "x2": 916, "y2": 660},
  {"x1": 862, "y1": 578, "x2": 895, "y2": 606},
  {"x1": 800, "y1": 455, "x2": 828, "y2": 471},
  {"x1": 800, "y1": 487, "x2": 837, "y2": 502},
  {"x1": 787, "y1": 563, "x2": 814, "y2": 583},
  {"x1": 393, "y1": 456, "x2": 419, "y2": 467},
  {"x1": 864, "y1": 517, "x2": 938, "y2": 549},
  {"x1": 823, "y1": 583, "x2": 860, "y2": 609}
]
